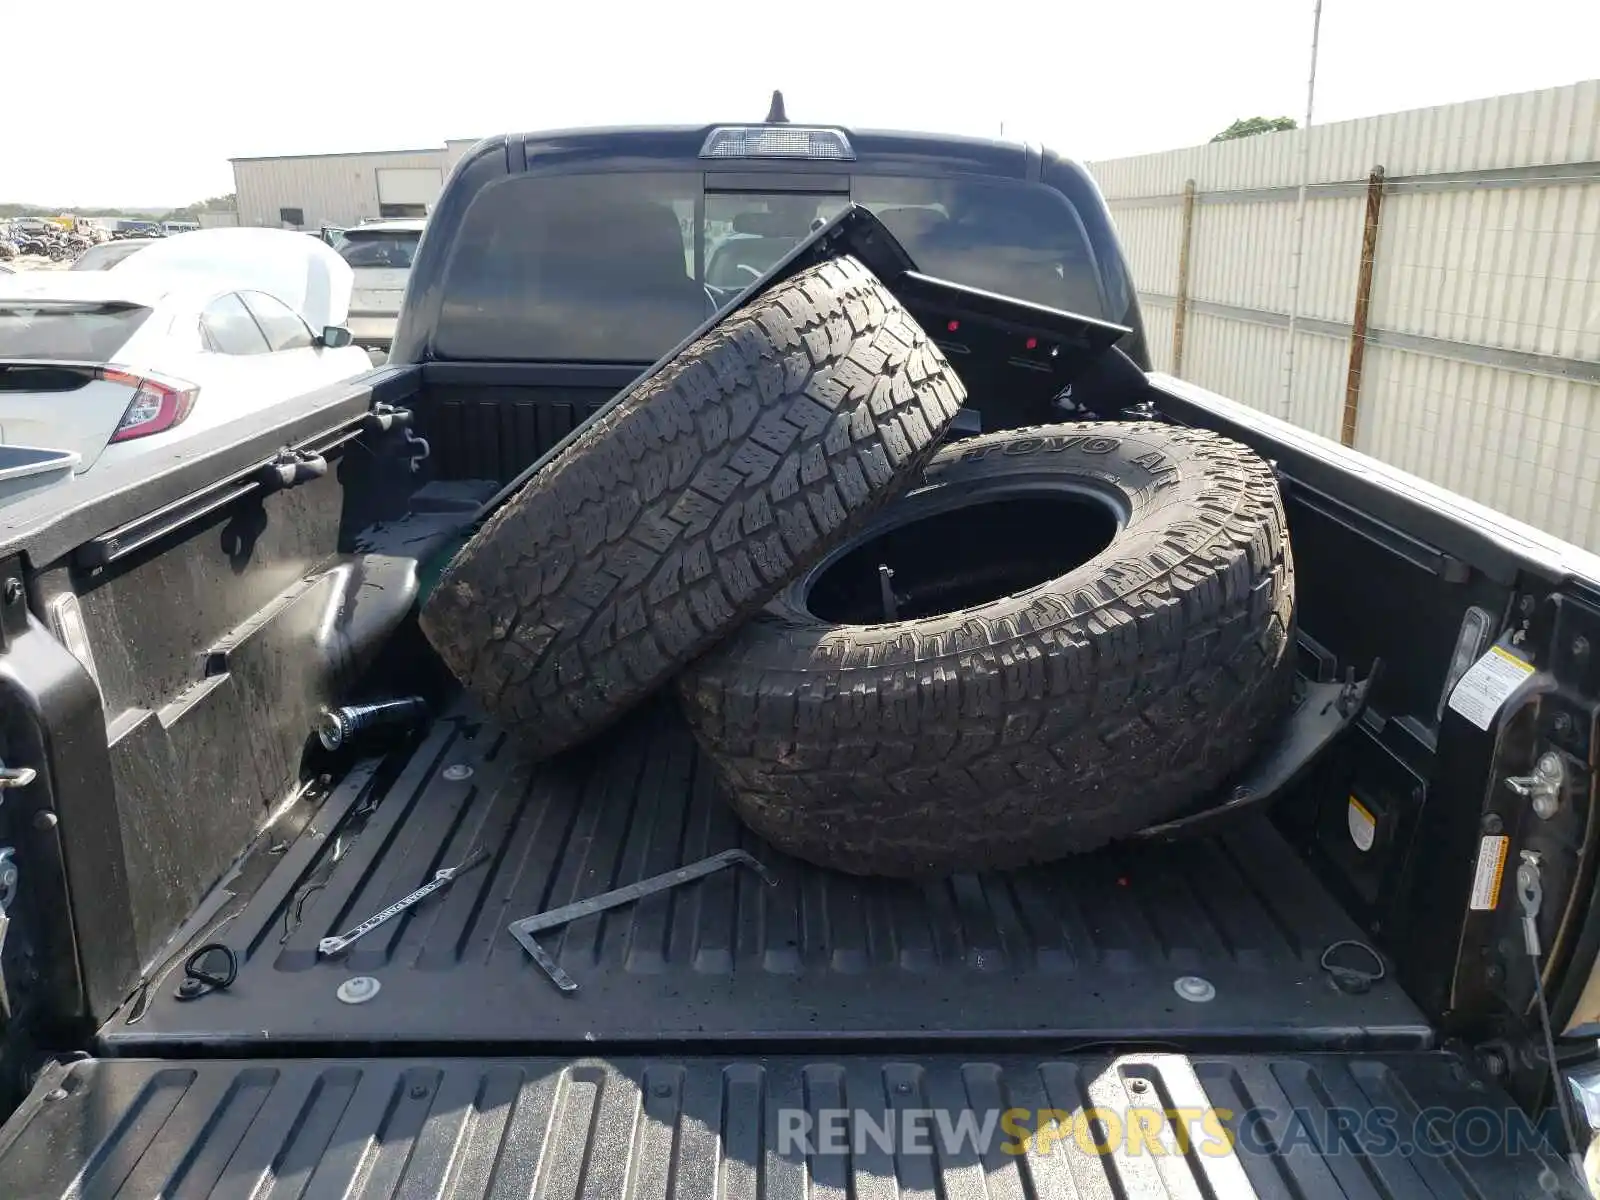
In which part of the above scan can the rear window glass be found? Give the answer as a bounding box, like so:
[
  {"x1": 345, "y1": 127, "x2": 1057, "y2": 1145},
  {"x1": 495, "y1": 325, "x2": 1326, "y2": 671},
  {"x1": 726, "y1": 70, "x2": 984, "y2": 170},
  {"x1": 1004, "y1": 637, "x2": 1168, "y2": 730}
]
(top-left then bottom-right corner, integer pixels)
[
  {"x1": 434, "y1": 169, "x2": 1108, "y2": 362},
  {"x1": 704, "y1": 192, "x2": 849, "y2": 291},
  {"x1": 0, "y1": 303, "x2": 151, "y2": 360},
  {"x1": 437, "y1": 173, "x2": 703, "y2": 362},
  {"x1": 70, "y1": 242, "x2": 150, "y2": 271},
  {"x1": 855, "y1": 176, "x2": 1106, "y2": 318},
  {"x1": 339, "y1": 232, "x2": 421, "y2": 269}
]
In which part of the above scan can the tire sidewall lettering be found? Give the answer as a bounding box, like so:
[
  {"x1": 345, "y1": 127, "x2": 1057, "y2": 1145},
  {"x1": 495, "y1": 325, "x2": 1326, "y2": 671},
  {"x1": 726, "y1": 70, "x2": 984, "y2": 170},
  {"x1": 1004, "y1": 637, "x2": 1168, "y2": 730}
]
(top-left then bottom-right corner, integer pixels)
[{"x1": 965, "y1": 433, "x2": 1124, "y2": 462}]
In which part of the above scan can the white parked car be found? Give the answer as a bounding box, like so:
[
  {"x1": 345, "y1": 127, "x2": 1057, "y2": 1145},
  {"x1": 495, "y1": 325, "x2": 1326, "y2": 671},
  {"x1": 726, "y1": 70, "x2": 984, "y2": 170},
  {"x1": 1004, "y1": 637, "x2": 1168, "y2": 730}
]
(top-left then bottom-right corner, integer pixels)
[
  {"x1": 0, "y1": 229, "x2": 373, "y2": 478},
  {"x1": 335, "y1": 219, "x2": 425, "y2": 351}
]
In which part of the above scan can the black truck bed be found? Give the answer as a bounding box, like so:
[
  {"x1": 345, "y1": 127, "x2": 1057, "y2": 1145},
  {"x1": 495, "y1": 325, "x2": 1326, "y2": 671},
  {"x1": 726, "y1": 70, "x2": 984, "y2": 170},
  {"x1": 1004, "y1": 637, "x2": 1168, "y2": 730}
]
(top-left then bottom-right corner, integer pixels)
[
  {"x1": 1, "y1": 1051, "x2": 1578, "y2": 1198},
  {"x1": 102, "y1": 701, "x2": 1428, "y2": 1054}
]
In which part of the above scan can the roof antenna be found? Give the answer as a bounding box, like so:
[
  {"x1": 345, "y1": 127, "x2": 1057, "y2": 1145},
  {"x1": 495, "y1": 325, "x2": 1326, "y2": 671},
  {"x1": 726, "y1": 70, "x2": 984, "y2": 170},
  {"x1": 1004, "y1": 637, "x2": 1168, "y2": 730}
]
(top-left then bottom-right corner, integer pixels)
[{"x1": 765, "y1": 90, "x2": 789, "y2": 124}]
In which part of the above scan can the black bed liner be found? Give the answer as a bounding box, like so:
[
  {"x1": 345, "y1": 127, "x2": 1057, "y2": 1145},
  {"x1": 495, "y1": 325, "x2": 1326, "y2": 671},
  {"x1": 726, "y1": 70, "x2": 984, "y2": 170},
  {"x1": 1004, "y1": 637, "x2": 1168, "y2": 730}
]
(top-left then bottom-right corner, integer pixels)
[
  {"x1": 1, "y1": 1051, "x2": 1579, "y2": 1198},
  {"x1": 103, "y1": 701, "x2": 1427, "y2": 1053}
]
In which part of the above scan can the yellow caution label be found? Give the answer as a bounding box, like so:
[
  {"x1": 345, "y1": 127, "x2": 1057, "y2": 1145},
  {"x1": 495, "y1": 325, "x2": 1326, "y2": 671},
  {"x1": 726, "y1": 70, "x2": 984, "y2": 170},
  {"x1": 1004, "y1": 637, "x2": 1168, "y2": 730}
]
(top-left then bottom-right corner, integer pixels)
[{"x1": 1470, "y1": 835, "x2": 1510, "y2": 911}]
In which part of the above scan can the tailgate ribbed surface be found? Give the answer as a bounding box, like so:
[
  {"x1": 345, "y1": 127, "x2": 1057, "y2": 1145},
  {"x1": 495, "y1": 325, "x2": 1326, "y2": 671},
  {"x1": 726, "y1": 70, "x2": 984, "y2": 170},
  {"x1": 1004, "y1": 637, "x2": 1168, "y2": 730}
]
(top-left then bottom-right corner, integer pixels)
[
  {"x1": 0, "y1": 1053, "x2": 1578, "y2": 1199},
  {"x1": 101, "y1": 702, "x2": 1428, "y2": 1051}
]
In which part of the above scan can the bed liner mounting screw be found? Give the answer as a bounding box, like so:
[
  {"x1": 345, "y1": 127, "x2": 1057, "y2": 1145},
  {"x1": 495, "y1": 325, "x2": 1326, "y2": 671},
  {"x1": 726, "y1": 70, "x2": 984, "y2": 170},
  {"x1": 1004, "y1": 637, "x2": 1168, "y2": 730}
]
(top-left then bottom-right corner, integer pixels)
[
  {"x1": 33, "y1": 811, "x2": 56, "y2": 831},
  {"x1": 1173, "y1": 975, "x2": 1216, "y2": 1003},
  {"x1": 1573, "y1": 637, "x2": 1590, "y2": 660},
  {"x1": 652, "y1": 1081, "x2": 674, "y2": 1098},
  {"x1": 336, "y1": 976, "x2": 381, "y2": 1004},
  {"x1": 442, "y1": 764, "x2": 474, "y2": 782},
  {"x1": 2, "y1": 579, "x2": 20, "y2": 605},
  {"x1": 1128, "y1": 1078, "x2": 1150, "y2": 1094},
  {"x1": 45, "y1": 1087, "x2": 67, "y2": 1102},
  {"x1": 409, "y1": 1083, "x2": 430, "y2": 1099}
]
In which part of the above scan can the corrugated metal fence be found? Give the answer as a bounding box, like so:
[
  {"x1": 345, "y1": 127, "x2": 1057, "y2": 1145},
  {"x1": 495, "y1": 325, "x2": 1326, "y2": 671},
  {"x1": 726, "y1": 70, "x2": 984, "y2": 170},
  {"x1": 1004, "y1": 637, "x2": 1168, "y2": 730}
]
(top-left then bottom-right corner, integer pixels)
[{"x1": 1090, "y1": 81, "x2": 1600, "y2": 551}]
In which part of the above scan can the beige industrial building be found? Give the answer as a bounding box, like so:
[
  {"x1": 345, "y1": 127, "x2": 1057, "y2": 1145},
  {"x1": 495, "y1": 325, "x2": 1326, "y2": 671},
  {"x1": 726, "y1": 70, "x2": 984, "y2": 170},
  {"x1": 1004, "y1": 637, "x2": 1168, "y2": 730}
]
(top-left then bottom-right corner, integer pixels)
[{"x1": 230, "y1": 140, "x2": 480, "y2": 230}]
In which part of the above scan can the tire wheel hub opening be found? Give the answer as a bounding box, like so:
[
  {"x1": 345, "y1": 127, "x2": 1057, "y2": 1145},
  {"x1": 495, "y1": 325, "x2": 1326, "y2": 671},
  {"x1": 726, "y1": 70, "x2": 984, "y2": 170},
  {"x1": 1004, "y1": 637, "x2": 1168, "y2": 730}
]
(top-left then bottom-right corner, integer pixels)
[{"x1": 806, "y1": 494, "x2": 1119, "y2": 625}]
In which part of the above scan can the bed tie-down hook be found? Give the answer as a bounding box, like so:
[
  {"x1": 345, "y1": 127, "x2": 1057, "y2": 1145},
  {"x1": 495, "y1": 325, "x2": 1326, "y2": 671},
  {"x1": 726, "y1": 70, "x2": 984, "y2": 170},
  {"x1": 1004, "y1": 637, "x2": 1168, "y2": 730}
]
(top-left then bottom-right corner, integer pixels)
[{"x1": 404, "y1": 429, "x2": 431, "y2": 474}]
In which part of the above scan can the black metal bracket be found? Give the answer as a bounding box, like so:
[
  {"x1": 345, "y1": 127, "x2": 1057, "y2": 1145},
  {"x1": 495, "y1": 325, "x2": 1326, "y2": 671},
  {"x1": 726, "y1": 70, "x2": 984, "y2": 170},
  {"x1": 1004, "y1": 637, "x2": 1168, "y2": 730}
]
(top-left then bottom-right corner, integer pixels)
[
  {"x1": 0, "y1": 556, "x2": 27, "y2": 651},
  {"x1": 362, "y1": 402, "x2": 414, "y2": 434},
  {"x1": 1128, "y1": 664, "x2": 1380, "y2": 844},
  {"x1": 257, "y1": 449, "x2": 328, "y2": 492},
  {"x1": 75, "y1": 424, "x2": 362, "y2": 569}
]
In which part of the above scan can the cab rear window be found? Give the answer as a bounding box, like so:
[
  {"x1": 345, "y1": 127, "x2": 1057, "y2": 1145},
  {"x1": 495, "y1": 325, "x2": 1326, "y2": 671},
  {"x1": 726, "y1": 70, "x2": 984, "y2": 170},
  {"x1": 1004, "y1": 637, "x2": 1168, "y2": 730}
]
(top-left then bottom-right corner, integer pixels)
[
  {"x1": 854, "y1": 176, "x2": 1106, "y2": 318},
  {"x1": 434, "y1": 170, "x2": 1110, "y2": 362}
]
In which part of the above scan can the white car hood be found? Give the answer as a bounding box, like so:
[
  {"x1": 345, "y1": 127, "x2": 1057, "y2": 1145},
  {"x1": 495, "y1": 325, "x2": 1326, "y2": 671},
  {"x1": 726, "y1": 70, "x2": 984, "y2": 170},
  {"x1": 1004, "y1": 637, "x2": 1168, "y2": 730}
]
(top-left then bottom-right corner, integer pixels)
[{"x1": 111, "y1": 228, "x2": 353, "y2": 331}]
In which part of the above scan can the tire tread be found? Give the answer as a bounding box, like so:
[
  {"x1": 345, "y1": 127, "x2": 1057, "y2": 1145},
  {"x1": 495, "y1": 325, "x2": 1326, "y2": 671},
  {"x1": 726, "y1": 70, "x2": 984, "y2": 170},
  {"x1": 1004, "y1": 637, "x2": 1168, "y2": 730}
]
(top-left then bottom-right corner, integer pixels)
[{"x1": 421, "y1": 258, "x2": 963, "y2": 759}]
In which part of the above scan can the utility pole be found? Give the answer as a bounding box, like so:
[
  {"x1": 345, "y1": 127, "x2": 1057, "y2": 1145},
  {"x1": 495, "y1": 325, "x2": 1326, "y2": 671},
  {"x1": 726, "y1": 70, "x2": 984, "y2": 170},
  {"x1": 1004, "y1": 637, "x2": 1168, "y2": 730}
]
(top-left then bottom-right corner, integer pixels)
[{"x1": 1281, "y1": 0, "x2": 1324, "y2": 419}]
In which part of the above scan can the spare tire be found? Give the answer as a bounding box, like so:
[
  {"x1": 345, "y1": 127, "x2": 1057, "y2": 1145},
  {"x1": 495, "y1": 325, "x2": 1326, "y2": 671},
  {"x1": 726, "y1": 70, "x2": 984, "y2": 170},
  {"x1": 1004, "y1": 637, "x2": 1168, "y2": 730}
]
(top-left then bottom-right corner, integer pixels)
[
  {"x1": 420, "y1": 258, "x2": 965, "y2": 760},
  {"x1": 678, "y1": 422, "x2": 1296, "y2": 875}
]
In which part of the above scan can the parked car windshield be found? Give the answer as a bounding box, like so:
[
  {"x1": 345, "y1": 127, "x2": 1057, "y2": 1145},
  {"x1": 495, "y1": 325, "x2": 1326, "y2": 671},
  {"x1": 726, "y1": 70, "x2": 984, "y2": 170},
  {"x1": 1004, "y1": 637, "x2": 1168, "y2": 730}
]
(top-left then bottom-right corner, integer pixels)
[
  {"x1": 0, "y1": 302, "x2": 151, "y2": 360},
  {"x1": 339, "y1": 232, "x2": 420, "y2": 269},
  {"x1": 435, "y1": 171, "x2": 1107, "y2": 361}
]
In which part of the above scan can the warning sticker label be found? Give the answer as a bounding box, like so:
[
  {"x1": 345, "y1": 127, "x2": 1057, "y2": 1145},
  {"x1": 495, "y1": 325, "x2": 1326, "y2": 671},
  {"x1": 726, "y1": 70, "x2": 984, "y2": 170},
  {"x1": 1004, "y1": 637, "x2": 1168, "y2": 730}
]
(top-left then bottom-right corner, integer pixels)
[
  {"x1": 1470, "y1": 835, "x2": 1510, "y2": 911},
  {"x1": 1447, "y1": 644, "x2": 1535, "y2": 731},
  {"x1": 1348, "y1": 797, "x2": 1376, "y2": 852}
]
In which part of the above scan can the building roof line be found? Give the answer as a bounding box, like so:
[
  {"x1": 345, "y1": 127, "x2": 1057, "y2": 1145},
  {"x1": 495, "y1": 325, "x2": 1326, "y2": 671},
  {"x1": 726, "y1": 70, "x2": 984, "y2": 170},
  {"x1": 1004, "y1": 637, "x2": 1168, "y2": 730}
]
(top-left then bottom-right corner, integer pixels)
[{"x1": 230, "y1": 147, "x2": 445, "y2": 163}]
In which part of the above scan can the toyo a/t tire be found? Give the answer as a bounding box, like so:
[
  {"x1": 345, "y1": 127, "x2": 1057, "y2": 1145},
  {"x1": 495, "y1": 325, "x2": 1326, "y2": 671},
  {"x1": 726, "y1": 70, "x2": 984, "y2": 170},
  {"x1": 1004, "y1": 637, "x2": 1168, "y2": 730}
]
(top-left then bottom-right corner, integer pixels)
[
  {"x1": 420, "y1": 257, "x2": 966, "y2": 760},
  {"x1": 678, "y1": 422, "x2": 1297, "y2": 876}
]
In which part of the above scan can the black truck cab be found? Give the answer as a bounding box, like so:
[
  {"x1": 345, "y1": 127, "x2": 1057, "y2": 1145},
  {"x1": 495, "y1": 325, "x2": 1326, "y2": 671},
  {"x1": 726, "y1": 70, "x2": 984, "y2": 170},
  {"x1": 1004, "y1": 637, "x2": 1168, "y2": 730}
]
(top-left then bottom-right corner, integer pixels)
[{"x1": 0, "y1": 120, "x2": 1594, "y2": 1198}]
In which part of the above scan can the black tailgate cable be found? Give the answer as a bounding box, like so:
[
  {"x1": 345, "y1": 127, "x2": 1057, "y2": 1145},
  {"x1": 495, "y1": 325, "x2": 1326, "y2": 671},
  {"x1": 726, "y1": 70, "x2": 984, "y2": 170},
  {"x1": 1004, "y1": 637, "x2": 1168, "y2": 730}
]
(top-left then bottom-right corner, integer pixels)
[
  {"x1": 1517, "y1": 852, "x2": 1587, "y2": 1178},
  {"x1": 1319, "y1": 939, "x2": 1386, "y2": 994}
]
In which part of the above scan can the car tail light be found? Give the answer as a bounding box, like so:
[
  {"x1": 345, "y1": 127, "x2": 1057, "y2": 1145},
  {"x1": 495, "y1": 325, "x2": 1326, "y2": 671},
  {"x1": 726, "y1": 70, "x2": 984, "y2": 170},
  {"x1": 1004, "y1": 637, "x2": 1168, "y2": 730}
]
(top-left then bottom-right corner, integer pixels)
[{"x1": 103, "y1": 368, "x2": 198, "y2": 442}]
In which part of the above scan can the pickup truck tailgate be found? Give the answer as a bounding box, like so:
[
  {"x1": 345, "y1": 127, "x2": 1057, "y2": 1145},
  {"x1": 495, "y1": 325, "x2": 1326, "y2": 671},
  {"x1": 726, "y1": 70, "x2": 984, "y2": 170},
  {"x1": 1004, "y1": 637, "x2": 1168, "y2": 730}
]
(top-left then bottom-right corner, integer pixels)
[{"x1": 0, "y1": 1052, "x2": 1578, "y2": 1198}]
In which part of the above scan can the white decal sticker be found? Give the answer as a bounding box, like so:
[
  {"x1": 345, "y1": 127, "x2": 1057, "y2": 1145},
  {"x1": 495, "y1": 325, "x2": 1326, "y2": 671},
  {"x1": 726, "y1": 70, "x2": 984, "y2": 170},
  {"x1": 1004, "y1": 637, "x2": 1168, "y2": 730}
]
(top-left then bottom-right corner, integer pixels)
[
  {"x1": 1447, "y1": 644, "x2": 1534, "y2": 731},
  {"x1": 1348, "y1": 796, "x2": 1376, "y2": 853}
]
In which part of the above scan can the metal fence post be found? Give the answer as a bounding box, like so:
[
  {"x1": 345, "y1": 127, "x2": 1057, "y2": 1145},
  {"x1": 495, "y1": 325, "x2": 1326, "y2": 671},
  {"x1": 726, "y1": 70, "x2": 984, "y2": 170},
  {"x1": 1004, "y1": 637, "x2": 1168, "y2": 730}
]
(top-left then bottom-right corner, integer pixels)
[
  {"x1": 1172, "y1": 179, "x2": 1197, "y2": 376},
  {"x1": 1340, "y1": 166, "x2": 1386, "y2": 447}
]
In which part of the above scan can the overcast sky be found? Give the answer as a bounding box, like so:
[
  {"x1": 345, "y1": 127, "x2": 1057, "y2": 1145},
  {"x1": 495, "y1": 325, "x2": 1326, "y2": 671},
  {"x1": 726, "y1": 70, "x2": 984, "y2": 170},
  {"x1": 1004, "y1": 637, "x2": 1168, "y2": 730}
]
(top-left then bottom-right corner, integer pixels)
[{"x1": 8, "y1": 0, "x2": 1597, "y2": 208}]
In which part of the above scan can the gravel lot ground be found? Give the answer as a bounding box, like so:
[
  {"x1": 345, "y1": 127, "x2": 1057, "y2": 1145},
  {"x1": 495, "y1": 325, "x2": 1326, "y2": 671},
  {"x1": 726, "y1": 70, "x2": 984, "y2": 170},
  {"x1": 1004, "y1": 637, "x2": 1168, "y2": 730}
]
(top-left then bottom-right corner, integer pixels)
[{"x1": 4, "y1": 255, "x2": 71, "y2": 272}]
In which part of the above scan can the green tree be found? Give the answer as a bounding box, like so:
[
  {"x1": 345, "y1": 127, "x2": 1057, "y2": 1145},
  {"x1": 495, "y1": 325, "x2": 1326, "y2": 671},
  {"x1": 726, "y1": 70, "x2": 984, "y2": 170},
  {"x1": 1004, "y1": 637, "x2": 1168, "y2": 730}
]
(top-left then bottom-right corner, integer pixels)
[
  {"x1": 1211, "y1": 116, "x2": 1298, "y2": 142},
  {"x1": 157, "y1": 194, "x2": 237, "y2": 224}
]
